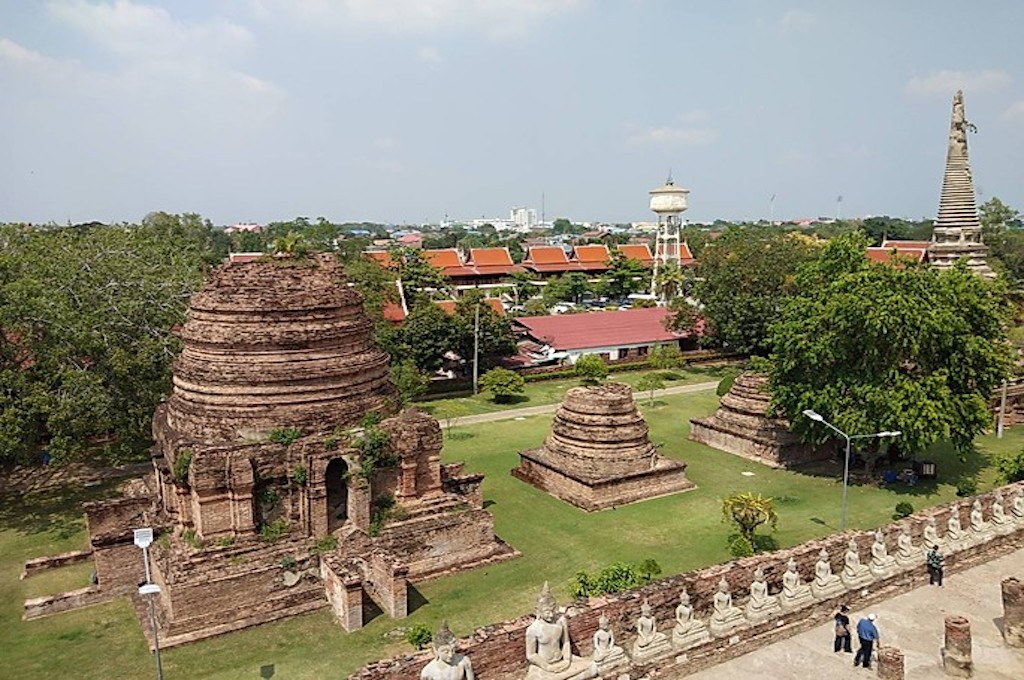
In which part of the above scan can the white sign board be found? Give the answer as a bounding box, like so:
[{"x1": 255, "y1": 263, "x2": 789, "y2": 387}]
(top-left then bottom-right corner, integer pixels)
[{"x1": 133, "y1": 527, "x2": 154, "y2": 549}]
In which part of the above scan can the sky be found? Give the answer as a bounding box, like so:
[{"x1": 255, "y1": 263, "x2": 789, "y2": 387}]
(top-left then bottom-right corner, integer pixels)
[{"x1": 1, "y1": 1, "x2": 1023, "y2": 227}]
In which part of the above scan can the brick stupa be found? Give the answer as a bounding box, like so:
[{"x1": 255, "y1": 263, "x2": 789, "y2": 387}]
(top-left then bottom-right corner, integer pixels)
[
  {"x1": 82, "y1": 253, "x2": 515, "y2": 647},
  {"x1": 512, "y1": 381, "x2": 693, "y2": 510}
]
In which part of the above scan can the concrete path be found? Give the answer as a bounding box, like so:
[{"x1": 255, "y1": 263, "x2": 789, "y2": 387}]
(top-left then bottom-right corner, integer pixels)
[
  {"x1": 446, "y1": 380, "x2": 720, "y2": 427},
  {"x1": 686, "y1": 547, "x2": 1024, "y2": 679}
]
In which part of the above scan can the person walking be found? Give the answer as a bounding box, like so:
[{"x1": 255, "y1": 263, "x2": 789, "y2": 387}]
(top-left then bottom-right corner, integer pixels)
[
  {"x1": 854, "y1": 613, "x2": 879, "y2": 669},
  {"x1": 833, "y1": 604, "x2": 852, "y2": 653},
  {"x1": 927, "y1": 545, "x2": 944, "y2": 586}
]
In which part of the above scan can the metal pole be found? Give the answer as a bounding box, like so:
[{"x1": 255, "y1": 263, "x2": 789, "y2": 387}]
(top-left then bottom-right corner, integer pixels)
[
  {"x1": 472, "y1": 301, "x2": 480, "y2": 395},
  {"x1": 840, "y1": 434, "x2": 851, "y2": 531},
  {"x1": 142, "y1": 546, "x2": 151, "y2": 584},
  {"x1": 148, "y1": 595, "x2": 164, "y2": 680}
]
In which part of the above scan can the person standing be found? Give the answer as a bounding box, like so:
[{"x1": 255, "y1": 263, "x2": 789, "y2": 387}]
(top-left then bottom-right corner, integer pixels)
[
  {"x1": 854, "y1": 613, "x2": 879, "y2": 669},
  {"x1": 927, "y1": 545, "x2": 944, "y2": 586},
  {"x1": 833, "y1": 605, "x2": 852, "y2": 653}
]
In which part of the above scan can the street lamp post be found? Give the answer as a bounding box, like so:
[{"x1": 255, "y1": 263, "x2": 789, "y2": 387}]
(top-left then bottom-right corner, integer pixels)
[
  {"x1": 134, "y1": 528, "x2": 164, "y2": 680},
  {"x1": 802, "y1": 410, "x2": 902, "y2": 531}
]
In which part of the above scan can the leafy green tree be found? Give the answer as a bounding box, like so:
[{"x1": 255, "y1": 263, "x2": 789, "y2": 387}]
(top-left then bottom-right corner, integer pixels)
[
  {"x1": 979, "y1": 197, "x2": 1024, "y2": 282},
  {"x1": 508, "y1": 270, "x2": 540, "y2": 305},
  {"x1": 995, "y1": 448, "x2": 1024, "y2": 484},
  {"x1": 574, "y1": 354, "x2": 608, "y2": 384},
  {"x1": 344, "y1": 255, "x2": 397, "y2": 323},
  {"x1": 860, "y1": 216, "x2": 913, "y2": 245},
  {"x1": 543, "y1": 273, "x2": 591, "y2": 305},
  {"x1": 551, "y1": 217, "x2": 575, "y2": 235},
  {"x1": 396, "y1": 248, "x2": 448, "y2": 309},
  {"x1": 647, "y1": 344, "x2": 683, "y2": 371},
  {"x1": 0, "y1": 221, "x2": 208, "y2": 464},
  {"x1": 452, "y1": 293, "x2": 517, "y2": 368},
  {"x1": 478, "y1": 367, "x2": 526, "y2": 403},
  {"x1": 602, "y1": 253, "x2": 648, "y2": 298},
  {"x1": 722, "y1": 492, "x2": 778, "y2": 546},
  {"x1": 389, "y1": 360, "x2": 429, "y2": 405},
  {"x1": 671, "y1": 227, "x2": 818, "y2": 355},
  {"x1": 375, "y1": 303, "x2": 455, "y2": 373},
  {"x1": 980, "y1": 197, "x2": 1020, "y2": 233},
  {"x1": 768, "y1": 233, "x2": 1014, "y2": 470},
  {"x1": 636, "y1": 373, "x2": 665, "y2": 406},
  {"x1": 653, "y1": 261, "x2": 691, "y2": 301}
]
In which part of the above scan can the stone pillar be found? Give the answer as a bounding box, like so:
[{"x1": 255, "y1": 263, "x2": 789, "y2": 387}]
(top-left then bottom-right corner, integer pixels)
[
  {"x1": 942, "y1": 615, "x2": 973, "y2": 677},
  {"x1": 348, "y1": 480, "x2": 371, "y2": 532},
  {"x1": 1003, "y1": 577, "x2": 1024, "y2": 647},
  {"x1": 877, "y1": 646, "x2": 905, "y2": 680},
  {"x1": 396, "y1": 457, "x2": 418, "y2": 500},
  {"x1": 424, "y1": 451, "x2": 443, "y2": 496}
]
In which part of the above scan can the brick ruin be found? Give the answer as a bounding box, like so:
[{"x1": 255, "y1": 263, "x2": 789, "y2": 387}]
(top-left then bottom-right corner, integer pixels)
[
  {"x1": 57, "y1": 254, "x2": 515, "y2": 646},
  {"x1": 689, "y1": 372, "x2": 829, "y2": 468},
  {"x1": 352, "y1": 481, "x2": 1024, "y2": 679},
  {"x1": 512, "y1": 381, "x2": 694, "y2": 510}
]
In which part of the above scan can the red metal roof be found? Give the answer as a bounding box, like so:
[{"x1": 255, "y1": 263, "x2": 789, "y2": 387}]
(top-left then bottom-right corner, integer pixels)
[
  {"x1": 866, "y1": 247, "x2": 927, "y2": 265},
  {"x1": 514, "y1": 307, "x2": 687, "y2": 351}
]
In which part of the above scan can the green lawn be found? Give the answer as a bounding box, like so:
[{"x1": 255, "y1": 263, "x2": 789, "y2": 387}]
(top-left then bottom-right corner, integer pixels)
[
  {"x1": 418, "y1": 364, "x2": 732, "y2": 421},
  {"x1": 2, "y1": 390, "x2": 1019, "y2": 679}
]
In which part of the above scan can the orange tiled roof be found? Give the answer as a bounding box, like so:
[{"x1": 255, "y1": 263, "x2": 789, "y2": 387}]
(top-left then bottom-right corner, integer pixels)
[
  {"x1": 866, "y1": 247, "x2": 927, "y2": 266},
  {"x1": 422, "y1": 249, "x2": 464, "y2": 268},
  {"x1": 573, "y1": 245, "x2": 611, "y2": 263},
  {"x1": 365, "y1": 250, "x2": 395, "y2": 268},
  {"x1": 523, "y1": 246, "x2": 570, "y2": 265},
  {"x1": 434, "y1": 299, "x2": 505, "y2": 316},
  {"x1": 881, "y1": 239, "x2": 931, "y2": 250},
  {"x1": 468, "y1": 247, "x2": 514, "y2": 267},
  {"x1": 617, "y1": 244, "x2": 653, "y2": 263}
]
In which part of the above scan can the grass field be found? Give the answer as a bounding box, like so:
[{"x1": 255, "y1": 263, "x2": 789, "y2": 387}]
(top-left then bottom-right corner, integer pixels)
[{"x1": 2, "y1": 389, "x2": 1020, "y2": 679}]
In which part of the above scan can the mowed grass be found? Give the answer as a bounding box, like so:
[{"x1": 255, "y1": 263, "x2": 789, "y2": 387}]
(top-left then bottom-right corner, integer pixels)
[{"x1": 2, "y1": 389, "x2": 1020, "y2": 678}]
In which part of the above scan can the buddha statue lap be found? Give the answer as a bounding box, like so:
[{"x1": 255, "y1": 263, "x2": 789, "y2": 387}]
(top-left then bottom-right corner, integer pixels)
[
  {"x1": 524, "y1": 583, "x2": 596, "y2": 680},
  {"x1": 631, "y1": 599, "x2": 671, "y2": 661},
  {"x1": 779, "y1": 557, "x2": 813, "y2": 611},
  {"x1": 672, "y1": 588, "x2": 710, "y2": 649},
  {"x1": 744, "y1": 566, "x2": 781, "y2": 624}
]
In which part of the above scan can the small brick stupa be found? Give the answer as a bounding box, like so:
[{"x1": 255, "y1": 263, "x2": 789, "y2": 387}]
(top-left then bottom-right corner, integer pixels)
[
  {"x1": 83, "y1": 253, "x2": 515, "y2": 646},
  {"x1": 512, "y1": 382, "x2": 693, "y2": 510}
]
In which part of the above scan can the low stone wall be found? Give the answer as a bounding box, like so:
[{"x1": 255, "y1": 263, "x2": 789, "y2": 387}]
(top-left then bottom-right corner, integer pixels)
[
  {"x1": 21, "y1": 549, "x2": 93, "y2": 579},
  {"x1": 350, "y1": 481, "x2": 1024, "y2": 679},
  {"x1": 23, "y1": 586, "x2": 114, "y2": 620}
]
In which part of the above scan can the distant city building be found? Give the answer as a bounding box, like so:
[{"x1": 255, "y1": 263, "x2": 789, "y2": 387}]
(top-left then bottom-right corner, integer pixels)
[
  {"x1": 225, "y1": 222, "x2": 262, "y2": 234},
  {"x1": 510, "y1": 206, "x2": 538, "y2": 230}
]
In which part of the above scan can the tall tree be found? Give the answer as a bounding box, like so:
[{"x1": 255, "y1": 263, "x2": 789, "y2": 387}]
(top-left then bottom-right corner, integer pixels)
[
  {"x1": 768, "y1": 233, "x2": 1014, "y2": 469},
  {"x1": 670, "y1": 227, "x2": 819, "y2": 355}
]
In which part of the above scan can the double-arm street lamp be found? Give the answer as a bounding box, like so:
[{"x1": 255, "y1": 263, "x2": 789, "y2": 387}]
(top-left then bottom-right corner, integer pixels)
[
  {"x1": 134, "y1": 528, "x2": 164, "y2": 680},
  {"x1": 802, "y1": 410, "x2": 902, "y2": 531}
]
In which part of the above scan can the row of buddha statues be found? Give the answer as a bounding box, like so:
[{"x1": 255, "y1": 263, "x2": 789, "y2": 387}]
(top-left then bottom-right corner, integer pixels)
[{"x1": 420, "y1": 490, "x2": 1024, "y2": 679}]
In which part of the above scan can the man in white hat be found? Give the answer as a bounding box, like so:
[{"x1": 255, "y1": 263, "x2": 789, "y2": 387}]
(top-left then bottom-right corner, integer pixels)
[{"x1": 853, "y1": 613, "x2": 879, "y2": 669}]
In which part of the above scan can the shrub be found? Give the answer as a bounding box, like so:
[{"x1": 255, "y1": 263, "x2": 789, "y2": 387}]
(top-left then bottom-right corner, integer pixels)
[
  {"x1": 995, "y1": 448, "x2": 1024, "y2": 484},
  {"x1": 955, "y1": 476, "x2": 978, "y2": 497},
  {"x1": 478, "y1": 367, "x2": 526, "y2": 403},
  {"x1": 324, "y1": 434, "x2": 339, "y2": 451},
  {"x1": 173, "y1": 449, "x2": 193, "y2": 482},
  {"x1": 359, "y1": 412, "x2": 383, "y2": 429},
  {"x1": 722, "y1": 492, "x2": 778, "y2": 545},
  {"x1": 638, "y1": 558, "x2": 662, "y2": 582},
  {"x1": 280, "y1": 555, "x2": 298, "y2": 570},
  {"x1": 568, "y1": 560, "x2": 653, "y2": 598},
  {"x1": 716, "y1": 371, "x2": 739, "y2": 396},
  {"x1": 893, "y1": 501, "x2": 915, "y2": 519},
  {"x1": 215, "y1": 536, "x2": 234, "y2": 548},
  {"x1": 390, "y1": 360, "x2": 429, "y2": 405},
  {"x1": 357, "y1": 425, "x2": 396, "y2": 478},
  {"x1": 290, "y1": 465, "x2": 308, "y2": 486},
  {"x1": 312, "y1": 535, "x2": 338, "y2": 555},
  {"x1": 259, "y1": 518, "x2": 290, "y2": 542},
  {"x1": 406, "y1": 624, "x2": 433, "y2": 650},
  {"x1": 574, "y1": 354, "x2": 609, "y2": 384},
  {"x1": 182, "y1": 528, "x2": 205, "y2": 549},
  {"x1": 268, "y1": 427, "x2": 302, "y2": 446},
  {"x1": 728, "y1": 535, "x2": 754, "y2": 558}
]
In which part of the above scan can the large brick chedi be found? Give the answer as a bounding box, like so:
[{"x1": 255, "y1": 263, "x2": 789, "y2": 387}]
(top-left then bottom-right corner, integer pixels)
[{"x1": 512, "y1": 382, "x2": 693, "y2": 510}]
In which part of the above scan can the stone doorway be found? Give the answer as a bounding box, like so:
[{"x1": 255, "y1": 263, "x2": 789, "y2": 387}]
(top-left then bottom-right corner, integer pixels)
[{"x1": 325, "y1": 458, "x2": 349, "y2": 533}]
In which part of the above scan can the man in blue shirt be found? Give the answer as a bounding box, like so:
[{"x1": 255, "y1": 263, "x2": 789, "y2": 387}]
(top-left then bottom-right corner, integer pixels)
[{"x1": 854, "y1": 613, "x2": 879, "y2": 668}]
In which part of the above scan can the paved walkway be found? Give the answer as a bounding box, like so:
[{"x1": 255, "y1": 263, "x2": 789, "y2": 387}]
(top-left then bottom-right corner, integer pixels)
[
  {"x1": 686, "y1": 547, "x2": 1024, "y2": 679},
  {"x1": 448, "y1": 380, "x2": 720, "y2": 427}
]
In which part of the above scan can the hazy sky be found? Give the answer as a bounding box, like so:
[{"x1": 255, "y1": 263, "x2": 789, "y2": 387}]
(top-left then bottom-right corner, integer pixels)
[{"x1": 2, "y1": 1, "x2": 1023, "y2": 226}]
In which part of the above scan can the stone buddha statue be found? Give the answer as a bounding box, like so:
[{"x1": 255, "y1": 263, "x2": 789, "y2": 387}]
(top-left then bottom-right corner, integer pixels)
[
  {"x1": 991, "y1": 492, "x2": 1012, "y2": 533},
  {"x1": 869, "y1": 529, "x2": 897, "y2": 578},
  {"x1": 709, "y1": 577, "x2": 745, "y2": 636},
  {"x1": 1011, "y1": 489, "x2": 1024, "y2": 522},
  {"x1": 969, "y1": 499, "x2": 992, "y2": 541},
  {"x1": 632, "y1": 599, "x2": 670, "y2": 661},
  {"x1": 946, "y1": 509, "x2": 965, "y2": 545},
  {"x1": 811, "y1": 548, "x2": 844, "y2": 599},
  {"x1": 524, "y1": 582, "x2": 596, "y2": 680},
  {"x1": 923, "y1": 517, "x2": 943, "y2": 548},
  {"x1": 895, "y1": 524, "x2": 921, "y2": 567},
  {"x1": 672, "y1": 588, "x2": 710, "y2": 649},
  {"x1": 591, "y1": 614, "x2": 626, "y2": 673},
  {"x1": 779, "y1": 557, "x2": 813, "y2": 611},
  {"x1": 841, "y1": 539, "x2": 872, "y2": 588},
  {"x1": 421, "y1": 621, "x2": 475, "y2": 680},
  {"x1": 744, "y1": 566, "x2": 781, "y2": 623}
]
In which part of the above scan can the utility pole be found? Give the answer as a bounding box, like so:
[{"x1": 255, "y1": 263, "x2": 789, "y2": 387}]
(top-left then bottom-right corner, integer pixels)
[{"x1": 472, "y1": 300, "x2": 481, "y2": 395}]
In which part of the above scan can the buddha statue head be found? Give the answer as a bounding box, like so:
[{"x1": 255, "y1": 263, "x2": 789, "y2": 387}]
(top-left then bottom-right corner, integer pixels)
[
  {"x1": 432, "y1": 620, "x2": 457, "y2": 665},
  {"x1": 786, "y1": 557, "x2": 798, "y2": 573},
  {"x1": 679, "y1": 588, "x2": 691, "y2": 605},
  {"x1": 598, "y1": 613, "x2": 610, "y2": 631},
  {"x1": 641, "y1": 599, "x2": 653, "y2": 617},
  {"x1": 753, "y1": 566, "x2": 766, "y2": 583},
  {"x1": 536, "y1": 582, "x2": 558, "y2": 623}
]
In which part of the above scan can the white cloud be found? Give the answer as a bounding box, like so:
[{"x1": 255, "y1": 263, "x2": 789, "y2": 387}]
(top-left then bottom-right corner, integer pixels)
[
  {"x1": 373, "y1": 136, "x2": 401, "y2": 150},
  {"x1": 0, "y1": 37, "x2": 48, "y2": 64},
  {"x1": 905, "y1": 69, "x2": 1012, "y2": 95},
  {"x1": 628, "y1": 125, "x2": 717, "y2": 146},
  {"x1": 260, "y1": 0, "x2": 586, "y2": 37},
  {"x1": 417, "y1": 46, "x2": 445, "y2": 65},
  {"x1": 781, "y1": 8, "x2": 815, "y2": 32},
  {"x1": 1001, "y1": 101, "x2": 1024, "y2": 122}
]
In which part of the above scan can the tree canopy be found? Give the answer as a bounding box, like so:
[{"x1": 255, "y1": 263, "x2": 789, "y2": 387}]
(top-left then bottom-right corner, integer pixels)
[{"x1": 767, "y1": 233, "x2": 1014, "y2": 463}]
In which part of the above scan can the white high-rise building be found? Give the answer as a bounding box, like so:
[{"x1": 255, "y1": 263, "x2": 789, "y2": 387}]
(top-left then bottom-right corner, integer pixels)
[{"x1": 510, "y1": 207, "x2": 538, "y2": 230}]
